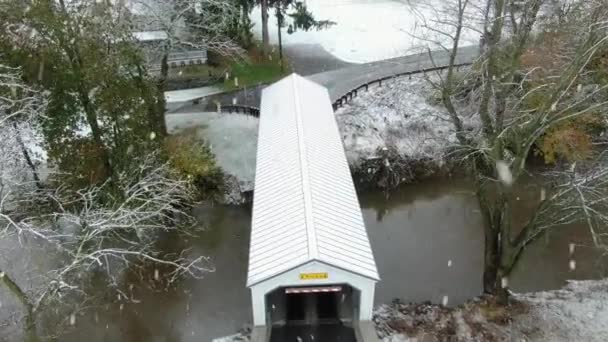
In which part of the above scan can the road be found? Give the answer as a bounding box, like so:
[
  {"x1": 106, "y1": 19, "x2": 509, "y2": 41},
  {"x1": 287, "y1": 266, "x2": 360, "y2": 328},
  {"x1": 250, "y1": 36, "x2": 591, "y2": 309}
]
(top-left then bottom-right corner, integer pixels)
[{"x1": 168, "y1": 45, "x2": 479, "y2": 114}]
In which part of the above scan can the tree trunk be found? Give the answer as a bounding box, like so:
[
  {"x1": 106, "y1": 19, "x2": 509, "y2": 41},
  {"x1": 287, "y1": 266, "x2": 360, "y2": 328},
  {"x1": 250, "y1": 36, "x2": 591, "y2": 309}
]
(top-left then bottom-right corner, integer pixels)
[
  {"x1": 135, "y1": 64, "x2": 165, "y2": 139},
  {"x1": 261, "y1": 0, "x2": 270, "y2": 52},
  {"x1": 55, "y1": 21, "x2": 115, "y2": 182},
  {"x1": 483, "y1": 225, "x2": 500, "y2": 294},
  {"x1": 12, "y1": 122, "x2": 42, "y2": 189},
  {"x1": 0, "y1": 270, "x2": 39, "y2": 342},
  {"x1": 154, "y1": 52, "x2": 169, "y2": 137},
  {"x1": 276, "y1": 7, "x2": 284, "y2": 72},
  {"x1": 77, "y1": 88, "x2": 114, "y2": 181}
]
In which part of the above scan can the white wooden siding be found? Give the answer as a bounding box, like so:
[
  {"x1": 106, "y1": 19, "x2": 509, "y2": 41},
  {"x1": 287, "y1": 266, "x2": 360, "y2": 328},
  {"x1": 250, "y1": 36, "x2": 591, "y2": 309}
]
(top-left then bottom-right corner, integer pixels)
[{"x1": 247, "y1": 74, "x2": 379, "y2": 287}]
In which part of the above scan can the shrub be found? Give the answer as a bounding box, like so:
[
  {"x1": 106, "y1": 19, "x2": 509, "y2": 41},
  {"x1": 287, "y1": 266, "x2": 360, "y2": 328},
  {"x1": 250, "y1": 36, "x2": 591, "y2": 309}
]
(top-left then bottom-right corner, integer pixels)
[
  {"x1": 536, "y1": 114, "x2": 604, "y2": 164},
  {"x1": 164, "y1": 130, "x2": 224, "y2": 200}
]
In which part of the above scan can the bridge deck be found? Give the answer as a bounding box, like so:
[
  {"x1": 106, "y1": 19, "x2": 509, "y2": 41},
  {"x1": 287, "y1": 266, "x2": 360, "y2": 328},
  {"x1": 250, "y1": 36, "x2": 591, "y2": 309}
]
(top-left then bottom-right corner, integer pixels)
[{"x1": 271, "y1": 323, "x2": 356, "y2": 342}]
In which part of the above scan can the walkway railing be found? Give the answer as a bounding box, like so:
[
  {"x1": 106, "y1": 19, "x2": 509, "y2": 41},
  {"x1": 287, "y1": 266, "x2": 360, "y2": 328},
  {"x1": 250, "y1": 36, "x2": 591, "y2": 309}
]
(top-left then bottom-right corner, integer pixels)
[
  {"x1": 186, "y1": 99, "x2": 261, "y2": 117},
  {"x1": 330, "y1": 62, "x2": 472, "y2": 111}
]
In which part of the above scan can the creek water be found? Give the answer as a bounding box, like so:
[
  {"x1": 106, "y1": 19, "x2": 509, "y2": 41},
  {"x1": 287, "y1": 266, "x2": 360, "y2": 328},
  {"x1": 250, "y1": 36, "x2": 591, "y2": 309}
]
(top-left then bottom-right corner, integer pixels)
[{"x1": 48, "y1": 178, "x2": 606, "y2": 342}]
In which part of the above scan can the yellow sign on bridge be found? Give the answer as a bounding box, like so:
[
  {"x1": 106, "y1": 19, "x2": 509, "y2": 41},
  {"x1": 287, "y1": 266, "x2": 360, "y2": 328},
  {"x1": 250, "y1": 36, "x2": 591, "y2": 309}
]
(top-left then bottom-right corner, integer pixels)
[{"x1": 300, "y1": 272, "x2": 328, "y2": 280}]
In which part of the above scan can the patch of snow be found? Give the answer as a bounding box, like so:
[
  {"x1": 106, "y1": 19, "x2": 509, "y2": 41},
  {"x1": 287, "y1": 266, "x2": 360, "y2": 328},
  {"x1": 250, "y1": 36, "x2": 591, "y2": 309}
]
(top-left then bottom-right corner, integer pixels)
[
  {"x1": 335, "y1": 73, "x2": 477, "y2": 168},
  {"x1": 383, "y1": 334, "x2": 413, "y2": 342},
  {"x1": 165, "y1": 112, "x2": 258, "y2": 187},
  {"x1": 132, "y1": 30, "x2": 168, "y2": 42},
  {"x1": 165, "y1": 86, "x2": 224, "y2": 104},
  {"x1": 513, "y1": 279, "x2": 608, "y2": 342},
  {"x1": 212, "y1": 333, "x2": 249, "y2": 342},
  {"x1": 250, "y1": 0, "x2": 483, "y2": 63}
]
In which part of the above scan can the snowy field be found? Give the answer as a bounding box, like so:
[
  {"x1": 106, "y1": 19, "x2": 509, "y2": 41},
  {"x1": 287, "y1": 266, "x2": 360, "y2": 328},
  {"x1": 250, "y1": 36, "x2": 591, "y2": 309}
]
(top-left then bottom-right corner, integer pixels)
[
  {"x1": 335, "y1": 72, "x2": 477, "y2": 167},
  {"x1": 165, "y1": 112, "x2": 259, "y2": 187},
  {"x1": 251, "y1": 0, "x2": 483, "y2": 63}
]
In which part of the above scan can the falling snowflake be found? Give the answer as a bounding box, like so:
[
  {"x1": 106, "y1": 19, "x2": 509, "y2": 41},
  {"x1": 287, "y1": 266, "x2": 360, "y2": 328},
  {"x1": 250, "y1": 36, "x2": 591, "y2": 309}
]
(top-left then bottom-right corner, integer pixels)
[
  {"x1": 569, "y1": 260, "x2": 576, "y2": 271},
  {"x1": 149, "y1": 132, "x2": 156, "y2": 140},
  {"x1": 69, "y1": 313, "x2": 76, "y2": 326},
  {"x1": 569, "y1": 243, "x2": 576, "y2": 255},
  {"x1": 447, "y1": 260, "x2": 452, "y2": 267},
  {"x1": 540, "y1": 188, "x2": 546, "y2": 201},
  {"x1": 441, "y1": 295, "x2": 449, "y2": 307},
  {"x1": 501, "y1": 277, "x2": 509, "y2": 289},
  {"x1": 154, "y1": 269, "x2": 160, "y2": 281},
  {"x1": 496, "y1": 161, "x2": 513, "y2": 186}
]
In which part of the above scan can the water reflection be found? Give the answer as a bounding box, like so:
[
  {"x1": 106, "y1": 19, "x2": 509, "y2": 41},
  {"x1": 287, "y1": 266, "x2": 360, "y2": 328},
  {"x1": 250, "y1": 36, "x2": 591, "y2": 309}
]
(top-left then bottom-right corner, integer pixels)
[
  {"x1": 22, "y1": 180, "x2": 606, "y2": 341},
  {"x1": 359, "y1": 179, "x2": 484, "y2": 306}
]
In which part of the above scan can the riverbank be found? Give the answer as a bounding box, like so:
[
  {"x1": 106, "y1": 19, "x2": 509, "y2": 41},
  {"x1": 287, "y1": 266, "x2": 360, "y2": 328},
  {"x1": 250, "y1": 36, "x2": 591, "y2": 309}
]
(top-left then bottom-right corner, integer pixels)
[
  {"x1": 335, "y1": 72, "x2": 476, "y2": 190},
  {"x1": 214, "y1": 279, "x2": 608, "y2": 342},
  {"x1": 376, "y1": 279, "x2": 608, "y2": 342}
]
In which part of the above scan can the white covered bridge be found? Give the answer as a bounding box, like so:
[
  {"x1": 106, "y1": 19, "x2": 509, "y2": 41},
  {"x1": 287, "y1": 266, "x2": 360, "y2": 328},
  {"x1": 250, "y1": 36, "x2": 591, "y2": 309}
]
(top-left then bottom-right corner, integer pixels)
[{"x1": 247, "y1": 74, "x2": 380, "y2": 342}]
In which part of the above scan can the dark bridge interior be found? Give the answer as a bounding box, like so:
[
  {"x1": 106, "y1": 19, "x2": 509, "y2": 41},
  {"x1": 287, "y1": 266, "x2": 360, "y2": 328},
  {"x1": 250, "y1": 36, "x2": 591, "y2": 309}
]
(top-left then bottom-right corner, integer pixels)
[{"x1": 267, "y1": 285, "x2": 358, "y2": 342}]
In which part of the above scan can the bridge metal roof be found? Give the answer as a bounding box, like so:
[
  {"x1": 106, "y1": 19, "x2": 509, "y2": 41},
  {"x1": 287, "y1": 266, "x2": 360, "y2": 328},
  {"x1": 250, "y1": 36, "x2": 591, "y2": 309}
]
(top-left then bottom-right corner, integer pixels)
[{"x1": 247, "y1": 74, "x2": 379, "y2": 287}]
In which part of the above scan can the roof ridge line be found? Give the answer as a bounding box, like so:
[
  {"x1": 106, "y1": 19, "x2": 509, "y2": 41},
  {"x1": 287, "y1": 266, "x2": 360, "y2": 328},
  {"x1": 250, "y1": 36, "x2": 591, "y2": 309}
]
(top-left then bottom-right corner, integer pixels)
[{"x1": 292, "y1": 75, "x2": 318, "y2": 260}]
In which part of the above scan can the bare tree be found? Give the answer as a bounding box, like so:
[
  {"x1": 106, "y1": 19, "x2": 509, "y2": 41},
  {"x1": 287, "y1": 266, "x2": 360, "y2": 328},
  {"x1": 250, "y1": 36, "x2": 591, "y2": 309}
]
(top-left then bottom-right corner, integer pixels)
[
  {"x1": 416, "y1": 0, "x2": 608, "y2": 300},
  {"x1": 0, "y1": 154, "x2": 213, "y2": 341},
  {"x1": 0, "y1": 65, "x2": 47, "y2": 191}
]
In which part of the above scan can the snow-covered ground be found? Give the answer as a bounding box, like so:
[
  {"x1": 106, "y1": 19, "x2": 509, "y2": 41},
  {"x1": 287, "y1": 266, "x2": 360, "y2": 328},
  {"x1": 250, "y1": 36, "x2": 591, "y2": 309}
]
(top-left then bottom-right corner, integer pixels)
[
  {"x1": 165, "y1": 85, "x2": 224, "y2": 104},
  {"x1": 251, "y1": 0, "x2": 483, "y2": 63},
  {"x1": 165, "y1": 112, "x2": 259, "y2": 188},
  {"x1": 512, "y1": 280, "x2": 608, "y2": 342},
  {"x1": 335, "y1": 73, "x2": 477, "y2": 168},
  {"x1": 375, "y1": 279, "x2": 608, "y2": 342}
]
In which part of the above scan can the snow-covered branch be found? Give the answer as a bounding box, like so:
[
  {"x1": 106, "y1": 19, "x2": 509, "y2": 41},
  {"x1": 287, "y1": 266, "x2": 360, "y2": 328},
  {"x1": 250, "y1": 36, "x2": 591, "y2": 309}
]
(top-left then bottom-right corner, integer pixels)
[
  {"x1": 1, "y1": 153, "x2": 212, "y2": 317},
  {"x1": 127, "y1": 0, "x2": 244, "y2": 57},
  {"x1": 0, "y1": 65, "x2": 47, "y2": 201}
]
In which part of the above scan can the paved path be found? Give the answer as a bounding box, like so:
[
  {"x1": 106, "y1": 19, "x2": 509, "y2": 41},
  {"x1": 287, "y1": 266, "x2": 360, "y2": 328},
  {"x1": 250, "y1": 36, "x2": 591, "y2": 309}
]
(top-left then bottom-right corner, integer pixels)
[
  {"x1": 309, "y1": 45, "x2": 479, "y2": 103},
  {"x1": 283, "y1": 44, "x2": 356, "y2": 76},
  {"x1": 169, "y1": 45, "x2": 479, "y2": 114}
]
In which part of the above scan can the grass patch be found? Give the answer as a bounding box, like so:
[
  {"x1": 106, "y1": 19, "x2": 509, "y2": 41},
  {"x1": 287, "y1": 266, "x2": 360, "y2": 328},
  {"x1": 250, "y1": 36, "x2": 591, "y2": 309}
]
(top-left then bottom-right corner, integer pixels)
[
  {"x1": 167, "y1": 64, "x2": 223, "y2": 82},
  {"x1": 222, "y1": 46, "x2": 291, "y2": 91},
  {"x1": 165, "y1": 43, "x2": 291, "y2": 90}
]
